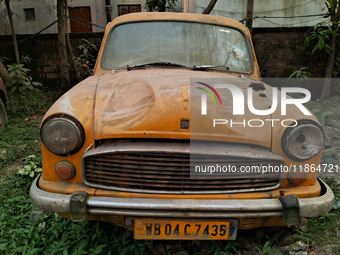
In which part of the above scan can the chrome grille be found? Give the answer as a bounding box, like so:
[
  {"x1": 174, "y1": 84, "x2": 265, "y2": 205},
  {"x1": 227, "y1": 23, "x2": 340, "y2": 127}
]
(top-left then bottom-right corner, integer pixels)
[{"x1": 82, "y1": 141, "x2": 285, "y2": 194}]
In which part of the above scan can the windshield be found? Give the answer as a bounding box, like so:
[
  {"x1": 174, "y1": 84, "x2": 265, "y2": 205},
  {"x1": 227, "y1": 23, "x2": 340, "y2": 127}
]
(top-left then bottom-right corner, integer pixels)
[{"x1": 102, "y1": 21, "x2": 253, "y2": 74}]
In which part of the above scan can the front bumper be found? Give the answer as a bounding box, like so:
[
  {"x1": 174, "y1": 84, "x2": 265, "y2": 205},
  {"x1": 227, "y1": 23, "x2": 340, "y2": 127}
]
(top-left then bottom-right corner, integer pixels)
[{"x1": 30, "y1": 176, "x2": 334, "y2": 223}]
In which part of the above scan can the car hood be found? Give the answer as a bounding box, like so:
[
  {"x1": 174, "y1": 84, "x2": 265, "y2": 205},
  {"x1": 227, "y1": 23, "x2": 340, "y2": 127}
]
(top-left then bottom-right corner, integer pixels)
[{"x1": 94, "y1": 69, "x2": 274, "y2": 148}]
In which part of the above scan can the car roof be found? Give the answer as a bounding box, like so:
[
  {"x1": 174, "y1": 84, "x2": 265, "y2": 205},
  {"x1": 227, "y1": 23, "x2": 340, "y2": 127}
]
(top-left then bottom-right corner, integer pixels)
[{"x1": 106, "y1": 12, "x2": 250, "y2": 35}]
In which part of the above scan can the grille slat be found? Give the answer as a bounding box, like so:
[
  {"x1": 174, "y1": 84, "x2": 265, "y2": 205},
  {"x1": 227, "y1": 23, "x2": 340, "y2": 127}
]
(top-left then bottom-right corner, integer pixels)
[
  {"x1": 87, "y1": 159, "x2": 191, "y2": 168},
  {"x1": 86, "y1": 170, "x2": 278, "y2": 184},
  {"x1": 86, "y1": 162, "x2": 189, "y2": 172},
  {"x1": 85, "y1": 167, "x2": 281, "y2": 180},
  {"x1": 86, "y1": 176, "x2": 278, "y2": 189},
  {"x1": 83, "y1": 145, "x2": 284, "y2": 194}
]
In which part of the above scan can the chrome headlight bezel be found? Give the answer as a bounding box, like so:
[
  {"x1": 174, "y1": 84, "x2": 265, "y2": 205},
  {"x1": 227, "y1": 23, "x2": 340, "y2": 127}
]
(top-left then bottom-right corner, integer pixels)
[
  {"x1": 40, "y1": 114, "x2": 85, "y2": 156},
  {"x1": 281, "y1": 120, "x2": 324, "y2": 161}
]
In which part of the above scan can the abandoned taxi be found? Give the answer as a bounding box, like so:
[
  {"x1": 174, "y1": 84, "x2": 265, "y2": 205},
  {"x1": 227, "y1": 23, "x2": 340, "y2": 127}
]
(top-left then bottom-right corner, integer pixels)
[{"x1": 30, "y1": 12, "x2": 334, "y2": 240}]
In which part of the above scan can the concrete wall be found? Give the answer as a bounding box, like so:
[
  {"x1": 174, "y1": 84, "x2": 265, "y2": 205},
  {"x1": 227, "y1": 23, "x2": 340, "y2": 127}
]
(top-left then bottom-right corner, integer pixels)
[
  {"x1": 0, "y1": 0, "x2": 57, "y2": 34},
  {"x1": 185, "y1": 0, "x2": 327, "y2": 27}
]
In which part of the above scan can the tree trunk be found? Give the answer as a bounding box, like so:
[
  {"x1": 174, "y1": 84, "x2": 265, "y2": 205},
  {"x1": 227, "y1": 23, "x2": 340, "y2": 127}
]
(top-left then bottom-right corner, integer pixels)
[
  {"x1": 246, "y1": 0, "x2": 254, "y2": 34},
  {"x1": 66, "y1": 32, "x2": 81, "y2": 82},
  {"x1": 320, "y1": 27, "x2": 337, "y2": 101},
  {"x1": 4, "y1": 0, "x2": 20, "y2": 64},
  {"x1": 57, "y1": 0, "x2": 71, "y2": 88},
  {"x1": 320, "y1": 0, "x2": 340, "y2": 101},
  {"x1": 0, "y1": 60, "x2": 9, "y2": 84},
  {"x1": 202, "y1": 0, "x2": 218, "y2": 14}
]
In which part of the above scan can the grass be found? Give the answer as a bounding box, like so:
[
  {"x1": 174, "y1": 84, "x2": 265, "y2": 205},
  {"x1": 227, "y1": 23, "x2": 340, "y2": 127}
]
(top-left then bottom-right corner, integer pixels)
[
  {"x1": 0, "y1": 176, "x2": 150, "y2": 255},
  {"x1": 297, "y1": 178, "x2": 340, "y2": 254},
  {"x1": 0, "y1": 89, "x2": 152, "y2": 255},
  {"x1": 0, "y1": 90, "x2": 60, "y2": 171},
  {"x1": 0, "y1": 89, "x2": 339, "y2": 254}
]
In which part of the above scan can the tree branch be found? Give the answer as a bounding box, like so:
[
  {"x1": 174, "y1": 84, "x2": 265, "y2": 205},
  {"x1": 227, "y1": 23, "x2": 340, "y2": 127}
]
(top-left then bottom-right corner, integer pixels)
[{"x1": 202, "y1": 0, "x2": 218, "y2": 14}]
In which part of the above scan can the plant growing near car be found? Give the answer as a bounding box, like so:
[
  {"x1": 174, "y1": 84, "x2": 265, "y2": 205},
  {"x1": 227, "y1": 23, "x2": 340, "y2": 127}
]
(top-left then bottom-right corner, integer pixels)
[
  {"x1": 144, "y1": 0, "x2": 179, "y2": 11},
  {"x1": 288, "y1": 67, "x2": 311, "y2": 80},
  {"x1": 5, "y1": 55, "x2": 42, "y2": 94},
  {"x1": 262, "y1": 241, "x2": 282, "y2": 255},
  {"x1": 6, "y1": 63, "x2": 42, "y2": 93},
  {"x1": 303, "y1": 0, "x2": 340, "y2": 100},
  {"x1": 304, "y1": 23, "x2": 334, "y2": 56},
  {"x1": 74, "y1": 39, "x2": 98, "y2": 80},
  {"x1": 18, "y1": 155, "x2": 42, "y2": 178}
]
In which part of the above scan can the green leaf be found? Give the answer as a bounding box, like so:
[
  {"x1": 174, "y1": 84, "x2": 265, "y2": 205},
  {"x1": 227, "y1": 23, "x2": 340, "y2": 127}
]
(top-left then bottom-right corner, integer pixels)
[
  {"x1": 325, "y1": 157, "x2": 335, "y2": 164},
  {"x1": 18, "y1": 169, "x2": 25, "y2": 175},
  {"x1": 24, "y1": 165, "x2": 31, "y2": 171},
  {"x1": 318, "y1": 110, "x2": 334, "y2": 125},
  {"x1": 262, "y1": 241, "x2": 271, "y2": 254},
  {"x1": 94, "y1": 244, "x2": 107, "y2": 254},
  {"x1": 269, "y1": 249, "x2": 283, "y2": 255}
]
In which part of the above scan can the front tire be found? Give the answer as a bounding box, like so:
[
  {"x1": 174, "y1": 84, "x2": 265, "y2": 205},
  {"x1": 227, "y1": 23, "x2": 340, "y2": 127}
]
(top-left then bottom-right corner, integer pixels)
[{"x1": 0, "y1": 98, "x2": 7, "y2": 131}]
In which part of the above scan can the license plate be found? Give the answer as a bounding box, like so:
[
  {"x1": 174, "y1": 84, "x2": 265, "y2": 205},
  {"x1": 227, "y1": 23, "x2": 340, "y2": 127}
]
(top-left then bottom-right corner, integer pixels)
[{"x1": 134, "y1": 219, "x2": 238, "y2": 240}]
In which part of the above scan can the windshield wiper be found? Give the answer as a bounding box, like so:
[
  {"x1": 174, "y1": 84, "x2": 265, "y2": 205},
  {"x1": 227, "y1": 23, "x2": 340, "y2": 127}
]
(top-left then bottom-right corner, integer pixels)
[
  {"x1": 192, "y1": 65, "x2": 230, "y2": 71},
  {"x1": 126, "y1": 62, "x2": 187, "y2": 70}
]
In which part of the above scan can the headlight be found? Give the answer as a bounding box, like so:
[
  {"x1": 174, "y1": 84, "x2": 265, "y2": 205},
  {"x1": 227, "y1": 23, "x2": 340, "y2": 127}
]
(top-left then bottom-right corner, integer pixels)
[
  {"x1": 282, "y1": 120, "x2": 323, "y2": 161},
  {"x1": 41, "y1": 115, "x2": 85, "y2": 156}
]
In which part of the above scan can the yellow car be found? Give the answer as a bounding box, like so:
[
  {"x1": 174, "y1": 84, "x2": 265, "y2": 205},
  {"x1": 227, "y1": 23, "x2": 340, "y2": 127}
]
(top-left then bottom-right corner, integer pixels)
[{"x1": 30, "y1": 12, "x2": 334, "y2": 240}]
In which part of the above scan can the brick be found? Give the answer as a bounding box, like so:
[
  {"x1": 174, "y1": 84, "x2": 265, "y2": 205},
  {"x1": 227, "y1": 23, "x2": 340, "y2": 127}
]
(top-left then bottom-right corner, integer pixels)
[
  {"x1": 46, "y1": 73, "x2": 58, "y2": 79},
  {"x1": 47, "y1": 59, "x2": 59, "y2": 66},
  {"x1": 275, "y1": 61, "x2": 287, "y2": 67},
  {"x1": 37, "y1": 60, "x2": 47, "y2": 66},
  {"x1": 43, "y1": 66, "x2": 55, "y2": 73}
]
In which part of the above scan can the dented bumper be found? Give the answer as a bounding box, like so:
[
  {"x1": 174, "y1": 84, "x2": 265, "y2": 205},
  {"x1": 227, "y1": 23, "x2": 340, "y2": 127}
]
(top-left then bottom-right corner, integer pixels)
[{"x1": 30, "y1": 175, "x2": 334, "y2": 224}]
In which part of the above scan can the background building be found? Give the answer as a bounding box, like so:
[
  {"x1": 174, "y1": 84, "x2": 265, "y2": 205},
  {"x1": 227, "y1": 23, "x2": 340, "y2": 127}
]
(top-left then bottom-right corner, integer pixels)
[{"x1": 0, "y1": 0, "x2": 148, "y2": 35}]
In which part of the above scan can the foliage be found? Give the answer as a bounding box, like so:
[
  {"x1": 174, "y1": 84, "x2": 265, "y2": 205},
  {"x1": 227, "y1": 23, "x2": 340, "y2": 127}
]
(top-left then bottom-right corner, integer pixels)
[
  {"x1": 144, "y1": 0, "x2": 179, "y2": 12},
  {"x1": 20, "y1": 54, "x2": 33, "y2": 65},
  {"x1": 310, "y1": 108, "x2": 334, "y2": 125},
  {"x1": 262, "y1": 241, "x2": 282, "y2": 255},
  {"x1": 0, "y1": 89, "x2": 60, "y2": 169},
  {"x1": 288, "y1": 67, "x2": 311, "y2": 80},
  {"x1": 0, "y1": 55, "x2": 11, "y2": 63},
  {"x1": 303, "y1": 0, "x2": 340, "y2": 99},
  {"x1": 304, "y1": 23, "x2": 334, "y2": 55},
  {"x1": 18, "y1": 155, "x2": 42, "y2": 178},
  {"x1": 0, "y1": 174, "x2": 152, "y2": 255},
  {"x1": 0, "y1": 89, "x2": 153, "y2": 255},
  {"x1": 296, "y1": 179, "x2": 340, "y2": 253},
  {"x1": 210, "y1": 242, "x2": 239, "y2": 255},
  {"x1": 6, "y1": 55, "x2": 42, "y2": 94},
  {"x1": 74, "y1": 39, "x2": 98, "y2": 80}
]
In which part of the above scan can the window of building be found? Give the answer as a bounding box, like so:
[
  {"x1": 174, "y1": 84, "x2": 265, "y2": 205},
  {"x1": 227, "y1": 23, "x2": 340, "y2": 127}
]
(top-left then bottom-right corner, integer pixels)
[
  {"x1": 118, "y1": 5, "x2": 141, "y2": 16},
  {"x1": 24, "y1": 8, "x2": 36, "y2": 21}
]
